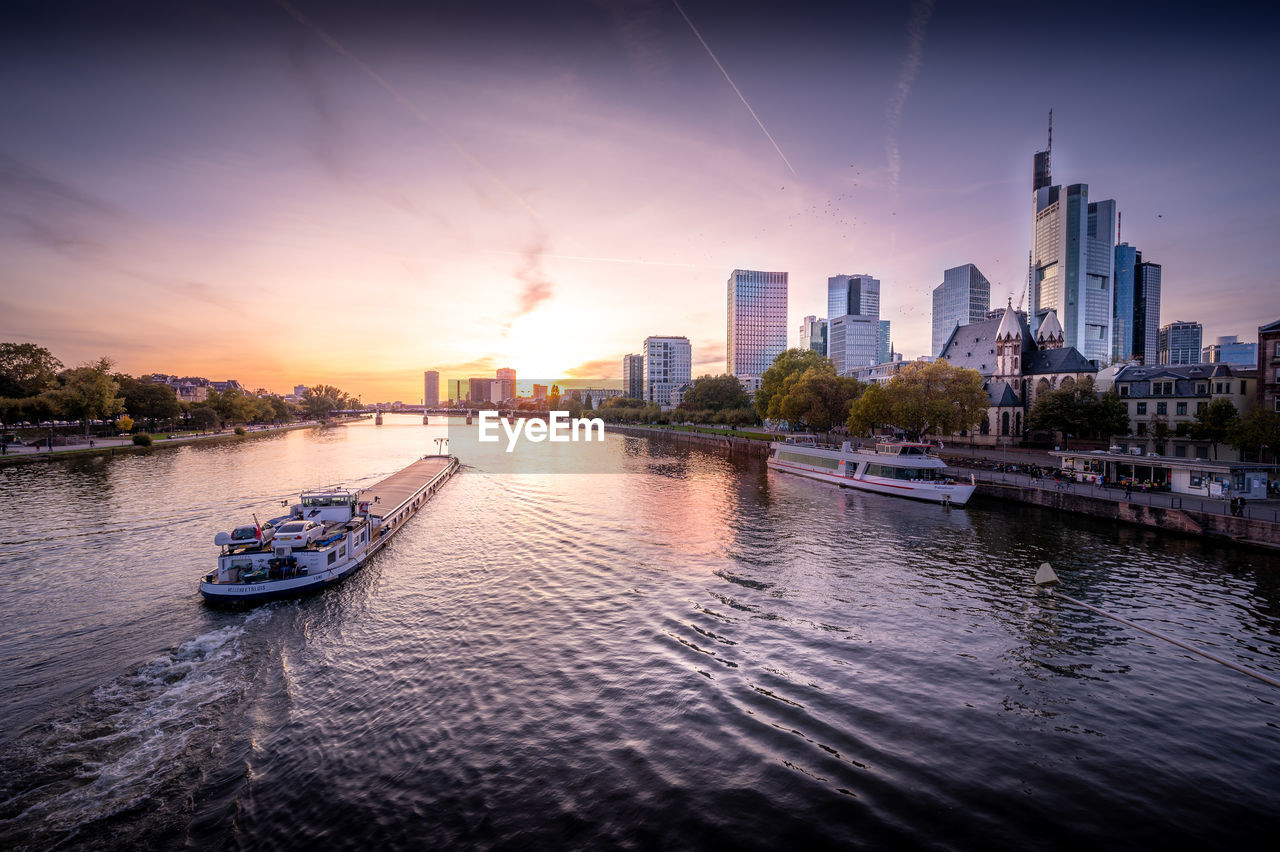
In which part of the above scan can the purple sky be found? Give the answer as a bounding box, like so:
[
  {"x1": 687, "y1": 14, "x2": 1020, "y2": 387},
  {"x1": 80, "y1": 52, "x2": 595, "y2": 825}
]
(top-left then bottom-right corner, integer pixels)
[{"x1": 2, "y1": 0, "x2": 1278, "y2": 400}]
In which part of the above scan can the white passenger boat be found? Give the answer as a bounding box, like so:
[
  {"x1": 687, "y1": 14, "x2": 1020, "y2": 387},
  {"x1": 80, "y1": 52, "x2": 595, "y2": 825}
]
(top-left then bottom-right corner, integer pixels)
[
  {"x1": 767, "y1": 437, "x2": 976, "y2": 506},
  {"x1": 200, "y1": 455, "x2": 458, "y2": 605}
]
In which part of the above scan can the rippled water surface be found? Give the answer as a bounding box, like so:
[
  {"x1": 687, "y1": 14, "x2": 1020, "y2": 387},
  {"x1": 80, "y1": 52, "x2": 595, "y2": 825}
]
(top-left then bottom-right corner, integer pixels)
[{"x1": 2, "y1": 416, "x2": 1279, "y2": 849}]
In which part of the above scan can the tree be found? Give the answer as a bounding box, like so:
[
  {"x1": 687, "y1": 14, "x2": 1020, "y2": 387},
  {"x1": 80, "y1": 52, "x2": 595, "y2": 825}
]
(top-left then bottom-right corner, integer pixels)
[
  {"x1": 204, "y1": 387, "x2": 259, "y2": 424},
  {"x1": 1191, "y1": 398, "x2": 1241, "y2": 460},
  {"x1": 680, "y1": 374, "x2": 752, "y2": 414},
  {"x1": 1027, "y1": 377, "x2": 1128, "y2": 448},
  {"x1": 872, "y1": 361, "x2": 987, "y2": 440},
  {"x1": 755, "y1": 349, "x2": 833, "y2": 423},
  {"x1": 119, "y1": 376, "x2": 182, "y2": 431},
  {"x1": 1232, "y1": 409, "x2": 1280, "y2": 463},
  {"x1": 190, "y1": 406, "x2": 220, "y2": 432},
  {"x1": 52, "y1": 358, "x2": 124, "y2": 435},
  {"x1": 846, "y1": 382, "x2": 892, "y2": 437},
  {"x1": 301, "y1": 384, "x2": 351, "y2": 421},
  {"x1": 0, "y1": 342, "x2": 63, "y2": 399},
  {"x1": 775, "y1": 367, "x2": 862, "y2": 432}
]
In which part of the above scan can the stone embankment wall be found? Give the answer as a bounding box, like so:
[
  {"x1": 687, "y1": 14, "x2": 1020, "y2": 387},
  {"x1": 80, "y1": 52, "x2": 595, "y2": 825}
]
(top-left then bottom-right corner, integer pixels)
[
  {"x1": 605, "y1": 424, "x2": 771, "y2": 458},
  {"x1": 977, "y1": 483, "x2": 1280, "y2": 549}
]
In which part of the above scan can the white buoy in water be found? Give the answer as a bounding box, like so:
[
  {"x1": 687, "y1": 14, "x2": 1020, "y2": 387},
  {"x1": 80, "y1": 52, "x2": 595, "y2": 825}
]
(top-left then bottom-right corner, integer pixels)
[{"x1": 1034, "y1": 562, "x2": 1060, "y2": 586}]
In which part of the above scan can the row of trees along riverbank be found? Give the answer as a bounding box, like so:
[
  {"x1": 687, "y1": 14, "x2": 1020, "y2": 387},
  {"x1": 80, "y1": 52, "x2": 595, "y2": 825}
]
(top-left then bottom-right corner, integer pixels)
[
  {"x1": 599, "y1": 347, "x2": 1279, "y2": 461},
  {"x1": 0, "y1": 342, "x2": 356, "y2": 436}
]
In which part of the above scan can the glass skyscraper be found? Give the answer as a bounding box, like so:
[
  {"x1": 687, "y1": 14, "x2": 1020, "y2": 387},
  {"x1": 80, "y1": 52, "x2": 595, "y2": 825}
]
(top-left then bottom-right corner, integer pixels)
[
  {"x1": 1029, "y1": 146, "x2": 1115, "y2": 363},
  {"x1": 931, "y1": 263, "x2": 991, "y2": 356},
  {"x1": 727, "y1": 269, "x2": 788, "y2": 380},
  {"x1": 797, "y1": 316, "x2": 827, "y2": 356},
  {"x1": 827, "y1": 274, "x2": 880, "y2": 322},
  {"x1": 622, "y1": 354, "x2": 644, "y2": 400},
  {"x1": 1114, "y1": 243, "x2": 1161, "y2": 364},
  {"x1": 877, "y1": 320, "x2": 892, "y2": 365}
]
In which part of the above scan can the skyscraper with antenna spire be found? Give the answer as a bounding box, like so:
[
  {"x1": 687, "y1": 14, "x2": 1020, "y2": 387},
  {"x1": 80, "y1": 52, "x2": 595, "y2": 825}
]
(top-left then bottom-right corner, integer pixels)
[{"x1": 1027, "y1": 110, "x2": 1116, "y2": 365}]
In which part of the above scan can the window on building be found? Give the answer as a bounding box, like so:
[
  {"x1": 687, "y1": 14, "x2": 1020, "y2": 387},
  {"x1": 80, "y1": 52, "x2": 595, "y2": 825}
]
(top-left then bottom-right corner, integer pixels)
[
  {"x1": 1241, "y1": 381, "x2": 1248, "y2": 394},
  {"x1": 1196, "y1": 382, "x2": 1207, "y2": 394},
  {"x1": 1174, "y1": 445, "x2": 1186, "y2": 458},
  {"x1": 1176, "y1": 402, "x2": 1187, "y2": 416},
  {"x1": 1195, "y1": 446, "x2": 1209, "y2": 459},
  {"x1": 1119, "y1": 384, "x2": 1129, "y2": 396},
  {"x1": 1189, "y1": 471, "x2": 1204, "y2": 487},
  {"x1": 1136, "y1": 402, "x2": 1147, "y2": 415},
  {"x1": 1137, "y1": 422, "x2": 1146, "y2": 435},
  {"x1": 1197, "y1": 402, "x2": 1207, "y2": 414},
  {"x1": 1156, "y1": 402, "x2": 1167, "y2": 415}
]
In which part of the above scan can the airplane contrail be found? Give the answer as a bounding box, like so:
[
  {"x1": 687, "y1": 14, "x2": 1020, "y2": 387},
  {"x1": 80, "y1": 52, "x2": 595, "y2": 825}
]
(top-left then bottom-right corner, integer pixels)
[
  {"x1": 274, "y1": 0, "x2": 540, "y2": 221},
  {"x1": 885, "y1": 0, "x2": 934, "y2": 191},
  {"x1": 670, "y1": 0, "x2": 797, "y2": 177}
]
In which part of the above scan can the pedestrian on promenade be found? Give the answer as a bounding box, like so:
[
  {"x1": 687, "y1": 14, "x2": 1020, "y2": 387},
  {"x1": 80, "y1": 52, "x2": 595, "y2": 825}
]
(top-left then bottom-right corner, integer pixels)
[{"x1": 1124, "y1": 481, "x2": 1133, "y2": 499}]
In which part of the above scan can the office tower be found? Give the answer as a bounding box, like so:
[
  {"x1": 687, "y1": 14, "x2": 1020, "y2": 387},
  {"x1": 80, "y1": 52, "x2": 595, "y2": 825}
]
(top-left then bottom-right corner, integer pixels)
[
  {"x1": 1113, "y1": 244, "x2": 1138, "y2": 361},
  {"x1": 931, "y1": 263, "x2": 992, "y2": 357},
  {"x1": 798, "y1": 316, "x2": 827, "y2": 356},
  {"x1": 826, "y1": 274, "x2": 880, "y2": 374},
  {"x1": 727, "y1": 269, "x2": 788, "y2": 380},
  {"x1": 1134, "y1": 258, "x2": 1162, "y2": 364},
  {"x1": 1202, "y1": 335, "x2": 1258, "y2": 366},
  {"x1": 1158, "y1": 321, "x2": 1202, "y2": 365},
  {"x1": 827, "y1": 274, "x2": 880, "y2": 322},
  {"x1": 829, "y1": 315, "x2": 878, "y2": 374},
  {"x1": 495, "y1": 367, "x2": 516, "y2": 402},
  {"x1": 622, "y1": 354, "x2": 645, "y2": 400},
  {"x1": 878, "y1": 320, "x2": 892, "y2": 364},
  {"x1": 423, "y1": 371, "x2": 439, "y2": 407},
  {"x1": 1029, "y1": 131, "x2": 1116, "y2": 363},
  {"x1": 643, "y1": 336, "x2": 692, "y2": 407},
  {"x1": 468, "y1": 378, "x2": 503, "y2": 404}
]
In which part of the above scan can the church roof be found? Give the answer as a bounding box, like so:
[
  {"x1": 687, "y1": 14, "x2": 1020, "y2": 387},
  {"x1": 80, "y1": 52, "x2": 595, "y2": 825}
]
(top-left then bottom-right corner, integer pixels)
[
  {"x1": 986, "y1": 381, "x2": 1021, "y2": 407},
  {"x1": 1036, "y1": 309, "x2": 1063, "y2": 341},
  {"x1": 938, "y1": 310, "x2": 1032, "y2": 376},
  {"x1": 1024, "y1": 347, "x2": 1095, "y2": 375},
  {"x1": 996, "y1": 304, "x2": 1022, "y2": 340}
]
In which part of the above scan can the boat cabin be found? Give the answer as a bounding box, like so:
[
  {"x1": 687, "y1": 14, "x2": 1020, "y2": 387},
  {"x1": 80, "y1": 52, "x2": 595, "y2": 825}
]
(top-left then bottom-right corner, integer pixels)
[
  {"x1": 299, "y1": 490, "x2": 359, "y2": 523},
  {"x1": 875, "y1": 442, "x2": 936, "y2": 456},
  {"x1": 783, "y1": 434, "x2": 818, "y2": 446}
]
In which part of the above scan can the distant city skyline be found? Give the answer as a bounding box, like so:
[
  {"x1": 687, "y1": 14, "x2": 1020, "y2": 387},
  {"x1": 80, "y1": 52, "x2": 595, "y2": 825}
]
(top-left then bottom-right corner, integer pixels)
[{"x1": 2, "y1": 1, "x2": 1277, "y2": 401}]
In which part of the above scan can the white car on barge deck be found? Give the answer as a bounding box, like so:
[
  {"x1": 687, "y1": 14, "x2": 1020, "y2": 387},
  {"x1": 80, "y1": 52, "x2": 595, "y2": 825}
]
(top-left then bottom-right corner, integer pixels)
[
  {"x1": 200, "y1": 454, "x2": 459, "y2": 605},
  {"x1": 768, "y1": 437, "x2": 975, "y2": 506}
]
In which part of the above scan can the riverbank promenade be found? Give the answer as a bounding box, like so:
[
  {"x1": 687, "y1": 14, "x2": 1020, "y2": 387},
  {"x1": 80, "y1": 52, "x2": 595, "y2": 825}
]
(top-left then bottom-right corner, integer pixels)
[{"x1": 0, "y1": 418, "x2": 364, "y2": 463}]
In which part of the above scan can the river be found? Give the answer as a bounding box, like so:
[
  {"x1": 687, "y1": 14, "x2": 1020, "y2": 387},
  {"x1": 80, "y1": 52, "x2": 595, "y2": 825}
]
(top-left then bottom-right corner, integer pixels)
[{"x1": 1, "y1": 415, "x2": 1278, "y2": 849}]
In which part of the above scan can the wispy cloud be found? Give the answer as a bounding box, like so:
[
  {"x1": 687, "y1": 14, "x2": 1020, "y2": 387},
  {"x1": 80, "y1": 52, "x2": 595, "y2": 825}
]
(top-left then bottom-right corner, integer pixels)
[
  {"x1": 513, "y1": 239, "x2": 556, "y2": 317},
  {"x1": 884, "y1": 0, "x2": 934, "y2": 191},
  {"x1": 671, "y1": 0, "x2": 797, "y2": 176},
  {"x1": 274, "y1": 0, "x2": 541, "y2": 223}
]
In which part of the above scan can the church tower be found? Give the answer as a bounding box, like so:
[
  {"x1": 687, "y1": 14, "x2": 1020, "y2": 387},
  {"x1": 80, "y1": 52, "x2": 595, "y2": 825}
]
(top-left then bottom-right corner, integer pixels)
[
  {"x1": 995, "y1": 301, "x2": 1023, "y2": 380},
  {"x1": 1036, "y1": 309, "x2": 1064, "y2": 350}
]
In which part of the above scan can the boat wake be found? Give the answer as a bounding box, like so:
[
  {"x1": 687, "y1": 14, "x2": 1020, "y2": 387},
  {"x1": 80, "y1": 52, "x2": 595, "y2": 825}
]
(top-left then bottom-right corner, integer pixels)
[{"x1": 0, "y1": 610, "x2": 270, "y2": 849}]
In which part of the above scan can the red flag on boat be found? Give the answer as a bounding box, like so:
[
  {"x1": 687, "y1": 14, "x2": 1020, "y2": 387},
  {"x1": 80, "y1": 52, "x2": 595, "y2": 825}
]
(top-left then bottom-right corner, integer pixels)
[{"x1": 253, "y1": 513, "x2": 263, "y2": 542}]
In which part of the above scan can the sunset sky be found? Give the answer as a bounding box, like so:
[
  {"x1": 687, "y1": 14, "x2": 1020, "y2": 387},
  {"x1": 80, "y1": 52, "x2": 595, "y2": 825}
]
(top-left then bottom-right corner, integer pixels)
[{"x1": 2, "y1": 0, "x2": 1278, "y2": 402}]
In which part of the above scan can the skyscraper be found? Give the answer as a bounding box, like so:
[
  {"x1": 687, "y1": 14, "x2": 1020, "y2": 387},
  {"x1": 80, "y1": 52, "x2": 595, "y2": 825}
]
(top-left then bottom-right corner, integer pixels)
[
  {"x1": 643, "y1": 336, "x2": 691, "y2": 408},
  {"x1": 423, "y1": 371, "x2": 439, "y2": 407},
  {"x1": 495, "y1": 367, "x2": 516, "y2": 401},
  {"x1": 931, "y1": 263, "x2": 991, "y2": 356},
  {"x1": 827, "y1": 274, "x2": 880, "y2": 322},
  {"x1": 877, "y1": 320, "x2": 892, "y2": 365},
  {"x1": 1113, "y1": 244, "x2": 1138, "y2": 361},
  {"x1": 622, "y1": 354, "x2": 644, "y2": 400},
  {"x1": 827, "y1": 274, "x2": 880, "y2": 374},
  {"x1": 1159, "y1": 321, "x2": 1202, "y2": 365},
  {"x1": 1114, "y1": 243, "x2": 1161, "y2": 363},
  {"x1": 1135, "y1": 257, "x2": 1162, "y2": 365},
  {"x1": 797, "y1": 316, "x2": 827, "y2": 356},
  {"x1": 727, "y1": 269, "x2": 788, "y2": 380},
  {"x1": 1029, "y1": 133, "x2": 1116, "y2": 363}
]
